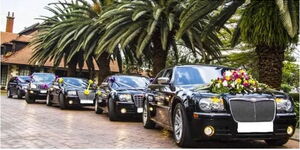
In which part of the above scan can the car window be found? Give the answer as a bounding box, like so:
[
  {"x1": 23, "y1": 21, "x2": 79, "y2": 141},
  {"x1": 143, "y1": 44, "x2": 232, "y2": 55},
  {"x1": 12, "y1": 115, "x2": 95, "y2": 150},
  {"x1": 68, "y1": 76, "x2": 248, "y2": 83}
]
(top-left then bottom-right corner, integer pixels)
[
  {"x1": 152, "y1": 70, "x2": 165, "y2": 84},
  {"x1": 163, "y1": 69, "x2": 173, "y2": 79}
]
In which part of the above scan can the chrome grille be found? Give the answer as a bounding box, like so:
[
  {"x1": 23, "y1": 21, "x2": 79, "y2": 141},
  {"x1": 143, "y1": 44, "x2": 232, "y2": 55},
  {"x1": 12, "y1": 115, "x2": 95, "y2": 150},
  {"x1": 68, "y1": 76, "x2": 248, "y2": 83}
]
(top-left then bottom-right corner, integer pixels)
[
  {"x1": 230, "y1": 99, "x2": 275, "y2": 122},
  {"x1": 77, "y1": 91, "x2": 96, "y2": 100},
  {"x1": 133, "y1": 94, "x2": 144, "y2": 108}
]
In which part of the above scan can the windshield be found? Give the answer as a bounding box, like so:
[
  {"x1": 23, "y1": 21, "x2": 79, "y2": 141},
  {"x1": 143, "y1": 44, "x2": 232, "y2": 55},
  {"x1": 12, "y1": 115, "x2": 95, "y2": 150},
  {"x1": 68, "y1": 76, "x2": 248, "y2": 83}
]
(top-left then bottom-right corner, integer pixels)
[
  {"x1": 63, "y1": 78, "x2": 88, "y2": 87},
  {"x1": 112, "y1": 76, "x2": 149, "y2": 89},
  {"x1": 174, "y1": 66, "x2": 230, "y2": 85},
  {"x1": 32, "y1": 73, "x2": 55, "y2": 82},
  {"x1": 18, "y1": 76, "x2": 31, "y2": 83}
]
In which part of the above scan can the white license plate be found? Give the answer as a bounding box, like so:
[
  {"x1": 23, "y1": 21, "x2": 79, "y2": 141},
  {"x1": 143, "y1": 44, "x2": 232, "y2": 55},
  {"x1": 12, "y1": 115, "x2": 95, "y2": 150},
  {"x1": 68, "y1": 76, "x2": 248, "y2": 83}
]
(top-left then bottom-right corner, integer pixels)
[
  {"x1": 40, "y1": 90, "x2": 47, "y2": 94},
  {"x1": 137, "y1": 108, "x2": 143, "y2": 113},
  {"x1": 238, "y1": 122, "x2": 273, "y2": 133},
  {"x1": 80, "y1": 100, "x2": 93, "y2": 104}
]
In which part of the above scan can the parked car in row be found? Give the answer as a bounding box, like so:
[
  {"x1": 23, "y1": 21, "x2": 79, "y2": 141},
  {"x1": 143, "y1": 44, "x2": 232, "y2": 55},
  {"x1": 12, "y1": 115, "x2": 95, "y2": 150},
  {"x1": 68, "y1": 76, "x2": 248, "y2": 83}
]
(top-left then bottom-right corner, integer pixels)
[
  {"x1": 25, "y1": 73, "x2": 56, "y2": 103},
  {"x1": 7, "y1": 76, "x2": 31, "y2": 99},
  {"x1": 95, "y1": 75, "x2": 150, "y2": 121},
  {"x1": 46, "y1": 77, "x2": 97, "y2": 109},
  {"x1": 142, "y1": 65, "x2": 296, "y2": 147}
]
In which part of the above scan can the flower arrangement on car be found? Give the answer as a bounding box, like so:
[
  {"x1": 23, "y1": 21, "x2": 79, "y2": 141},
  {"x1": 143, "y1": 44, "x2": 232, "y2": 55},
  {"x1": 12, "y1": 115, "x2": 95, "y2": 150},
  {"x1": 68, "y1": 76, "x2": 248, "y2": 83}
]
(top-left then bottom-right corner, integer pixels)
[{"x1": 210, "y1": 69, "x2": 269, "y2": 94}]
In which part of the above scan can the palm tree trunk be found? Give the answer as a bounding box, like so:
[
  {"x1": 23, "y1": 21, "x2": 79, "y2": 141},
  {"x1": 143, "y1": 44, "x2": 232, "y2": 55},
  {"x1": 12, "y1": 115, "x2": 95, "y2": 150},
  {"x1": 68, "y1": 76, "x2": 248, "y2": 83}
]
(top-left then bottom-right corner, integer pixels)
[
  {"x1": 96, "y1": 52, "x2": 111, "y2": 84},
  {"x1": 255, "y1": 45, "x2": 284, "y2": 89},
  {"x1": 67, "y1": 60, "x2": 77, "y2": 77},
  {"x1": 152, "y1": 33, "x2": 169, "y2": 76}
]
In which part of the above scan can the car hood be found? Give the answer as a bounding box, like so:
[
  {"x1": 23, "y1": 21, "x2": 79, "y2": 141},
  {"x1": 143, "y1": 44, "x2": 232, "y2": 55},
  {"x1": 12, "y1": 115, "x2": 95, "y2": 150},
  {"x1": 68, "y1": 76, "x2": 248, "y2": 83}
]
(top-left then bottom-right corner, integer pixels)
[
  {"x1": 179, "y1": 86, "x2": 290, "y2": 101},
  {"x1": 64, "y1": 85, "x2": 95, "y2": 91}
]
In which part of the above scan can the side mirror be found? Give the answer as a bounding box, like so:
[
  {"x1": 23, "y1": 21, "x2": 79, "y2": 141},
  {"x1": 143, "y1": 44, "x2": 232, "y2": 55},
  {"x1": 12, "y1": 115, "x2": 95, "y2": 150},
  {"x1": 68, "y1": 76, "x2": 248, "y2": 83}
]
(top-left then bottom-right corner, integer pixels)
[
  {"x1": 157, "y1": 77, "x2": 170, "y2": 84},
  {"x1": 100, "y1": 82, "x2": 108, "y2": 87}
]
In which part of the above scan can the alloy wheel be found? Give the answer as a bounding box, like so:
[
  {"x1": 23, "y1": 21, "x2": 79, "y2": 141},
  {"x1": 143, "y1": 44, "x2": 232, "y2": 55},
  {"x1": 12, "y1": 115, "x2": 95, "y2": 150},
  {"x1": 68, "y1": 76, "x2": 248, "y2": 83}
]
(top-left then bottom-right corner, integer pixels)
[
  {"x1": 95, "y1": 100, "x2": 98, "y2": 112},
  {"x1": 143, "y1": 102, "x2": 148, "y2": 126},
  {"x1": 174, "y1": 108, "x2": 183, "y2": 142}
]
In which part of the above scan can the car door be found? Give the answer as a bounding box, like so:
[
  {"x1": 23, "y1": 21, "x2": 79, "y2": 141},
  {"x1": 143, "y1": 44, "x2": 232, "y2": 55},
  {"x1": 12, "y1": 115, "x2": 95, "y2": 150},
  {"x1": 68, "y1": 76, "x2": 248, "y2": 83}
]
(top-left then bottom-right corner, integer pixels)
[{"x1": 148, "y1": 69, "x2": 174, "y2": 128}]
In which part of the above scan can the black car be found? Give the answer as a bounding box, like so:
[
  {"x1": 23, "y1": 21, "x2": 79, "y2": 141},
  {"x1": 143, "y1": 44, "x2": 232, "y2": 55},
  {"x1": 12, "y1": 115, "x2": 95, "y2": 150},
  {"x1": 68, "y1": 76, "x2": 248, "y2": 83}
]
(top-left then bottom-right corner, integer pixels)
[
  {"x1": 142, "y1": 65, "x2": 296, "y2": 147},
  {"x1": 25, "y1": 73, "x2": 56, "y2": 104},
  {"x1": 95, "y1": 75, "x2": 150, "y2": 121},
  {"x1": 46, "y1": 77, "x2": 97, "y2": 109},
  {"x1": 7, "y1": 76, "x2": 31, "y2": 99}
]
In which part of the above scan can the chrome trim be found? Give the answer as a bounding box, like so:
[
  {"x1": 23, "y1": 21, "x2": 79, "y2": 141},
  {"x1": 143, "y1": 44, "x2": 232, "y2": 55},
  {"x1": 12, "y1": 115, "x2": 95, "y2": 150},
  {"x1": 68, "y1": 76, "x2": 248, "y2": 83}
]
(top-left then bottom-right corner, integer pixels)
[
  {"x1": 229, "y1": 98, "x2": 276, "y2": 123},
  {"x1": 276, "y1": 113, "x2": 296, "y2": 116},
  {"x1": 194, "y1": 112, "x2": 231, "y2": 117}
]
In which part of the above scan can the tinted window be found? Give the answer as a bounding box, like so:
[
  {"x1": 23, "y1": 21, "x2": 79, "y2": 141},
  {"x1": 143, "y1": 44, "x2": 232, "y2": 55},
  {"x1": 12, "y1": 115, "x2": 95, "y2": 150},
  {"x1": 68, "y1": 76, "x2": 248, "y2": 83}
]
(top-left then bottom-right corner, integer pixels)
[
  {"x1": 63, "y1": 78, "x2": 88, "y2": 87},
  {"x1": 152, "y1": 70, "x2": 165, "y2": 84},
  {"x1": 174, "y1": 66, "x2": 229, "y2": 85},
  {"x1": 32, "y1": 73, "x2": 55, "y2": 82},
  {"x1": 112, "y1": 76, "x2": 149, "y2": 89},
  {"x1": 18, "y1": 76, "x2": 31, "y2": 83}
]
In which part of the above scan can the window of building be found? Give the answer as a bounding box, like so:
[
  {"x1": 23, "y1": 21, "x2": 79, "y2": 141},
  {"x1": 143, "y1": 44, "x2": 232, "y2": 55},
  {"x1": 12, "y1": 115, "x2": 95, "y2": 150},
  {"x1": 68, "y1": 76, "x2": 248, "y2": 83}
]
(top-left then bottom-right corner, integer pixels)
[
  {"x1": 19, "y1": 66, "x2": 30, "y2": 76},
  {"x1": 1, "y1": 65, "x2": 8, "y2": 88}
]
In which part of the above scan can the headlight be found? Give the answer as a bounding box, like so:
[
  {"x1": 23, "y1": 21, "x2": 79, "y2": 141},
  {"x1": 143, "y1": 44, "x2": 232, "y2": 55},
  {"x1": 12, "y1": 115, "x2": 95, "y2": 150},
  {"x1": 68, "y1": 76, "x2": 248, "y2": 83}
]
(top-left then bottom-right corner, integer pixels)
[
  {"x1": 275, "y1": 98, "x2": 292, "y2": 112},
  {"x1": 22, "y1": 86, "x2": 28, "y2": 89},
  {"x1": 30, "y1": 84, "x2": 37, "y2": 89},
  {"x1": 118, "y1": 94, "x2": 132, "y2": 102},
  {"x1": 67, "y1": 91, "x2": 77, "y2": 96},
  {"x1": 198, "y1": 97, "x2": 225, "y2": 112}
]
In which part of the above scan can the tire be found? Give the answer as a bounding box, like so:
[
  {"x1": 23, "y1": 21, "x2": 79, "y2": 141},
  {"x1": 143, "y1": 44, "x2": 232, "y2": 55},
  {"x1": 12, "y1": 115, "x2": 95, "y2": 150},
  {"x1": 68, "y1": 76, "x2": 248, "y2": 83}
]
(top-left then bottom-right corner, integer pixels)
[
  {"x1": 143, "y1": 100, "x2": 155, "y2": 129},
  {"x1": 108, "y1": 98, "x2": 118, "y2": 121},
  {"x1": 59, "y1": 94, "x2": 67, "y2": 109},
  {"x1": 46, "y1": 94, "x2": 52, "y2": 106},
  {"x1": 7, "y1": 89, "x2": 12, "y2": 98},
  {"x1": 25, "y1": 92, "x2": 36, "y2": 104},
  {"x1": 17, "y1": 89, "x2": 22, "y2": 99},
  {"x1": 95, "y1": 99, "x2": 103, "y2": 114},
  {"x1": 265, "y1": 138, "x2": 289, "y2": 146},
  {"x1": 173, "y1": 103, "x2": 192, "y2": 147}
]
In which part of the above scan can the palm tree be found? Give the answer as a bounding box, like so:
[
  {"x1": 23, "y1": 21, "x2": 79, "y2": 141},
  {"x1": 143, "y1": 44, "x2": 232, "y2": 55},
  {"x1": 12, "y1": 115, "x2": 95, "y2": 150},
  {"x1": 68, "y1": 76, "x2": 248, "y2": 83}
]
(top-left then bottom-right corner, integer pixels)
[
  {"x1": 30, "y1": 0, "x2": 116, "y2": 82},
  {"x1": 95, "y1": 0, "x2": 223, "y2": 76},
  {"x1": 177, "y1": 0, "x2": 299, "y2": 89}
]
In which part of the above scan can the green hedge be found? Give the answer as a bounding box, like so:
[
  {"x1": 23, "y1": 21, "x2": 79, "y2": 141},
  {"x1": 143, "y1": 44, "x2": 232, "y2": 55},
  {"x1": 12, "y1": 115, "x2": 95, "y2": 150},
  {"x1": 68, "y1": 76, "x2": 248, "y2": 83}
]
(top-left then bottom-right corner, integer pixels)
[{"x1": 289, "y1": 93, "x2": 299, "y2": 103}]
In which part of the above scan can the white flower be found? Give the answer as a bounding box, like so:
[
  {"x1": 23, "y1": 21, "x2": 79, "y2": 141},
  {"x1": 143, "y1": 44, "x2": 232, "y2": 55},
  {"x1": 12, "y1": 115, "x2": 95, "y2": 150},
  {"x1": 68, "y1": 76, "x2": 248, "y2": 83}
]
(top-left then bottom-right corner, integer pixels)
[
  {"x1": 216, "y1": 83, "x2": 221, "y2": 88},
  {"x1": 224, "y1": 71, "x2": 232, "y2": 77},
  {"x1": 222, "y1": 80, "x2": 228, "y2": 87}
]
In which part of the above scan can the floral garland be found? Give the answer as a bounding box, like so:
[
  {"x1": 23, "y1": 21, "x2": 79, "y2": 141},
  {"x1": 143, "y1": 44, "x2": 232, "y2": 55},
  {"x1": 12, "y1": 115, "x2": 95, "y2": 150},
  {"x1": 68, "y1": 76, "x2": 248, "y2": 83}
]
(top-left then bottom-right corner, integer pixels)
[{"x1": 210, "y1": 69, "x2": 269, "y2": 94}]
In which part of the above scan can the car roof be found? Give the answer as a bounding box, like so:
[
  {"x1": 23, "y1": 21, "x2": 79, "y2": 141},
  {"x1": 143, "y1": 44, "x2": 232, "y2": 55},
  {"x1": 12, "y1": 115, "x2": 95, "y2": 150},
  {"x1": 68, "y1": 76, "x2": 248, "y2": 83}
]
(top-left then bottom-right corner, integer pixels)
[{"x1": 32, "y1": 72, "x2": 55, "y2": 75}]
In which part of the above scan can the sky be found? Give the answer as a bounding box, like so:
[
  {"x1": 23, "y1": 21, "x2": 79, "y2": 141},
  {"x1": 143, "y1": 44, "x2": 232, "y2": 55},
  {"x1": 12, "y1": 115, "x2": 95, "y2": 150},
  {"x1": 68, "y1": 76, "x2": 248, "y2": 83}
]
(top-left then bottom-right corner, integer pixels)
[{"x1": 1, "y1": 0, "x2": 57, "y2": 33}]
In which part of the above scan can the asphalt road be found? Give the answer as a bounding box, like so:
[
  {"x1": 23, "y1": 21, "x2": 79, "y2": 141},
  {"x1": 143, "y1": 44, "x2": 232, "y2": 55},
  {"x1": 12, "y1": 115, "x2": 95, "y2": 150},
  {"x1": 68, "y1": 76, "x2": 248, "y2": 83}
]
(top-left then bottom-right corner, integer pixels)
[{"x1": 1, "y1": 95, "x2": 299, "y2": 148}]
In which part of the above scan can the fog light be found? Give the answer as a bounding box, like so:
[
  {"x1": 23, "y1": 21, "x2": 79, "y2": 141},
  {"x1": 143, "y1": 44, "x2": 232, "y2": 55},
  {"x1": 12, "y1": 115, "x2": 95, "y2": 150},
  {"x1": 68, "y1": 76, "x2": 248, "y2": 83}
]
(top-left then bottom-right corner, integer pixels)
[
  {"x1": 30, "y1": 90, "x2": 34, "y2": 94},
  {"x1": 68, "y1": 100, "x2": 73, "y2": 104},
  {"x1": 287, "y1": 126, "x2": 293, "y2": 135},
  {"x1": 204, "y1": 126, "x2": 215, "y2": 136},
  {"x1": 121, "y1": 108, "x2": 127, "y2": 113},
  {"x1": 149, "y1": 107, "x2": 153, "y2": 111}
]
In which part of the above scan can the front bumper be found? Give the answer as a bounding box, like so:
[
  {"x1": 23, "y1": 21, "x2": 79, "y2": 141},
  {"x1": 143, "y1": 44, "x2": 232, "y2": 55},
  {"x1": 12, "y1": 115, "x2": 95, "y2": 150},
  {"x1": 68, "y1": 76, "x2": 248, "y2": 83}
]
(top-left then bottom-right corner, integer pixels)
[
  {"x1": 27, "y1": 89, "x2": 48, "y2": 99},
  {"x1": 189, "y1": 112, "x2": 297, "y2": 141},
  {"x1": 64, "y1": 96, "x2": 94, "y2": 106},
  {"x1": 115, "y1": 101, "x2": 143, "y2": 116}
]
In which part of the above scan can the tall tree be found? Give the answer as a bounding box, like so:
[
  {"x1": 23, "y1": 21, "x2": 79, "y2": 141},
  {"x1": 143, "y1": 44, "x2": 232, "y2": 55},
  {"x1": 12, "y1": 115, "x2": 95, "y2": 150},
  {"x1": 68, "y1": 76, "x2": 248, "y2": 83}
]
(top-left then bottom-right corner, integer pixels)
[{"x1": 177, "y1": 0, "x2": 299, "y2": 89}]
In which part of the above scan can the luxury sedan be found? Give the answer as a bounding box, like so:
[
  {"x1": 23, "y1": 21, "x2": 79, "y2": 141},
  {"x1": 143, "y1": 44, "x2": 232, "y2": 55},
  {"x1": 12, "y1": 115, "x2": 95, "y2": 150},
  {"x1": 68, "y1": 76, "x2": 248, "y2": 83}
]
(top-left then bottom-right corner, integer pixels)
[
  {"x1": 7, "y1": 76, "x2": 31, "y2": 99},
  {"x1": 47, "y1": 77, "x2": 97, "y2": 109},
  {"x1": 95, "y1": 75, "x2": 150, "y2": 121},
  {"x1": 25, "y1": 73, "x2": 56, "y2": 103},
  {"x1": 142, "y1": 65, "x2": 296, "y2": 147}
]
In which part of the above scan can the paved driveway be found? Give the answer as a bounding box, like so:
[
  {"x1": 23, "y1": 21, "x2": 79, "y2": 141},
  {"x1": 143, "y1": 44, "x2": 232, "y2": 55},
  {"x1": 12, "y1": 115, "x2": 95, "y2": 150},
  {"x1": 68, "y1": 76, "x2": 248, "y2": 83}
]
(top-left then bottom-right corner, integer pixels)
[{"x1": 1, "y1": 95, "x2": 299, "y2": 148}]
